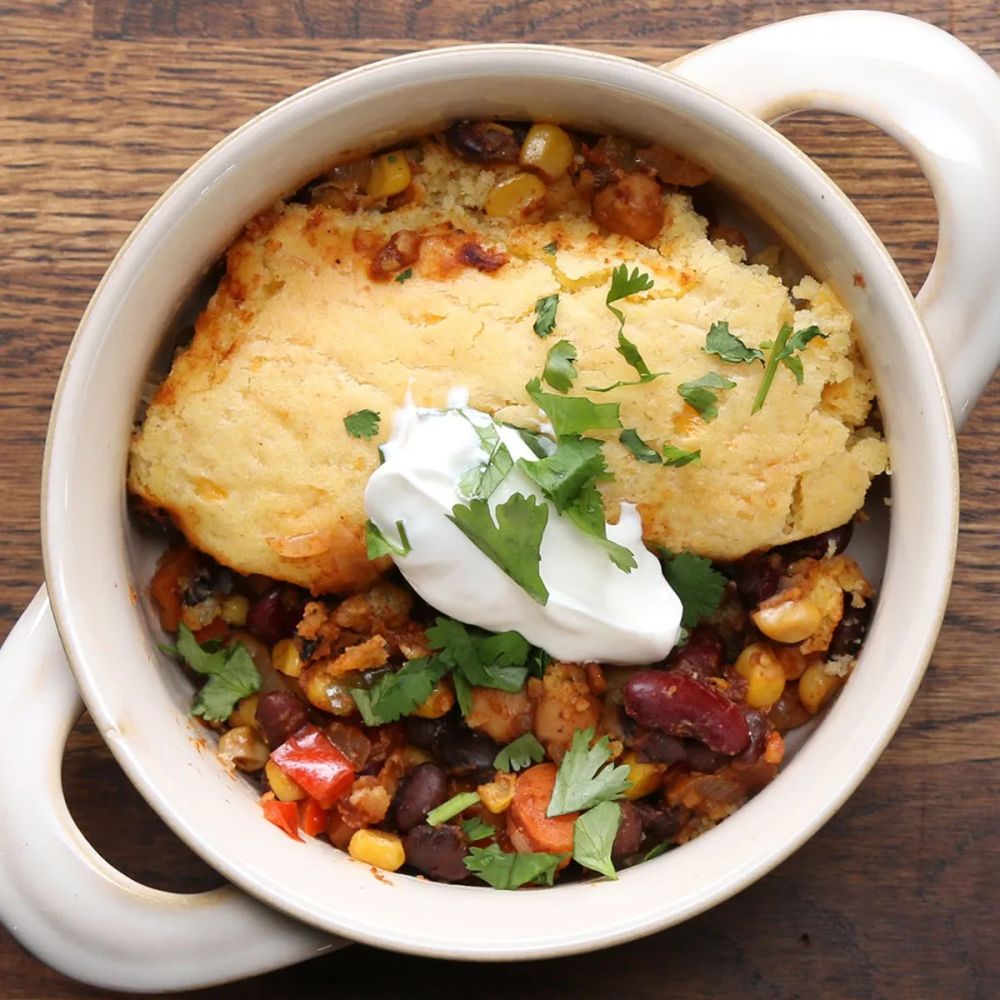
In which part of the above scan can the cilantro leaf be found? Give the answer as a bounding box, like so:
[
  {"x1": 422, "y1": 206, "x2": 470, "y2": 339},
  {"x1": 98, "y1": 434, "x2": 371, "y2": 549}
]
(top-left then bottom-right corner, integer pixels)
[
  {"x1": 343, "y1": 409, "x2": 380, "y2": 439},
  {"x1": 449, "y1": 495, "x2": 550, "y2": 605},
  {"x1": 365, "y1": 519, "x2": 411, "y2": 559},
  {"x1": 526, "y1": 378, "x2": 621, "y2": 437},
  {"x1": 427, "y1": 618, "x2": 531, "y2": 694},
  {"x1": 457, "y1": 417, "x2": 513, "y2": 501},
  {"x1": 542, "y1": 339, "x2": 578, "y2": 393},
  {"x1": 752, "y1": 324, "x2": 827, "y2": 413},
  {"x1": 615, "y1": 330, "x2": 653, "y2": 378},
  {"x1": 703, "y1": 320, "x2": 764, "y2": 364},
  {"x1": 427, "y1": 791, "x2": 480, "y2": 827},
  {"x1": 606, "y1": 264, "x2": 654, "y2": 327},
  {"x1": 350, "y1": 657, "x2": 449, "y2": 725},
  {"x1": 452, "y1": 671, "x2": 473, "y2": 717},
  {"x1": 494, "y1": 732, "x2": 546, "y2": 773},
  {"x1": 586, "y1": 372, "x2": 669, "y2": 393},
  {"x1": 573, "y1": 801, "x2": 622, "y2": 880},
  {"x1": 542, "y1": 241, "x2": 558, "y2": 255},
  {"x1": 644, "y1": 841, "x2": 670, "y2": 862},
  {"x1": 662, "y1": 444, "x2": 701, "y2": 467},
  {"x1": 173, "y1": 624, "x2": 262, "y2": 723},
  {"x1": 464, "y1": 844, "x2": 565, "y2": 889},
  {"x1": 619, "y1": 428, "x2": 661, "y2": 464},
  {"x1": 547, "y1": 727, "x2": 632, "y2": 816},
  {"x1": 533, "y1": 294, "x2": 559, "y2": 337},
  {"x1": 677, "y1": 372, "x2": 736, "y2": 421},
  {"x1": 517, "y1": 435, "x2": 608, "y2": 510},
  {"x1": 659, "y1": 549, "x2": 727, "y2": 628},
  {"x1": 394, "y1": 267, "x2": 413, "y2": 284},
  {"x1": 564, "y1": 481, "x2": 637, "y2": 573},
  {"x1": 462, "y1": 816, "x2": 496, "y2": 842}
]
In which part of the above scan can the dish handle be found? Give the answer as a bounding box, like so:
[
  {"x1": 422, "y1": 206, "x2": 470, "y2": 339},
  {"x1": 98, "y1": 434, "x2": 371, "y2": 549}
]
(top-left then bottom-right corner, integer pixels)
[
  {"x1": 668, "y1": 10, "x2": 1000, "y2": 428},
  {"x1": 0, "y1": 588, "x2": 341, "y2": 993}
]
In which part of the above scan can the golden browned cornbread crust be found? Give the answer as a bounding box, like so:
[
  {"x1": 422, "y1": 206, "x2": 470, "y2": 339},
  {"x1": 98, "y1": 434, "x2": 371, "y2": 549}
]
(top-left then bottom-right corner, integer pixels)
[{"x1": 128, "y1": 139, "x2": 888, "y2": 594}]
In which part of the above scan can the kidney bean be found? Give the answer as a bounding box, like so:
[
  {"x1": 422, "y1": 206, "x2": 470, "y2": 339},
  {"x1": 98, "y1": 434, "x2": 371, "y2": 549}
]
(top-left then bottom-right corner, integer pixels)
[
  {"x1": 630, "y1": 726, "x2": 686, "y2": 765},
  {"x1": 668, "y1": 626, "x2": 724, "y2": 679},
  {"x1": 246, "y1": 588, "x2": 302, "y2": 645},
  {"x1": 611, "y1": 801, "x2": 643, "y2": 860},
  {"x1": 255, "y1": 690, "x2": 309, "y2": 749},
  {"x1": 404, "y1": 714, "x2": 452, "y2": 750},
  {"x1": 736, "y1": 709, "x2": 770, "y2": 765},
  {"x1": 780, "y1": 520, "x2": 854, "y2": 563},
  {"x1": 635, "y1": 801, "x2": 687, "y2": 844},
  {"x1": 683, "y1": 739, "x2": 727, "y2": 773},
  {"x1": 433, "y1": 726, "x2": 501, "y2": 782},
  {"x1": 623, "y1": 671, "x2": 750, "y2": 755},
  {"x1": 393, "y1": 763, "x2": 449, "y2": 833},
  {"x1": 444, "y1": 121, "x2": 520, "y2": 164},
  {"x1": 733, "y1": 553, "x2": 783, "y2": 608},
  {"x1": 404, "y1": 824, "x2": 470, "y2": 883},
  {"x1": 829, "y1": 601, "x2": 872, "y2": 659}
]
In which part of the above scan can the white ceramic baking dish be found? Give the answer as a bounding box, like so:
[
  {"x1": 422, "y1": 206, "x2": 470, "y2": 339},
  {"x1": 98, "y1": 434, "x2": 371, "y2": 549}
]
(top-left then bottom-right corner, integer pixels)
[{"x1": 2, "y1": 10, "x2": 999, "y2": 993}]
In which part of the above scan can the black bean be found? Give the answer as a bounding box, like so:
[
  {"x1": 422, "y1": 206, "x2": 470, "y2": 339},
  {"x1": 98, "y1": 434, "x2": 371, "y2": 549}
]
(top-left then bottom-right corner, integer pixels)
[
  {"x1": 736, "y1": 708, "x2": 770, "y2": 765},
  {"x1": 635, "y1": 801, "x2": 686, "y2": 844},
  {"x1": 733, "y1": 553, "x2": 783, "y2": 608},
  {"x1": 829, "y1": 601, "x2": 872, "y2": 659},
  {"x1": 255, "y1": 691, "x2": 309, "y2": 749},
  {"x1": 444, "y1": 121, "x2": 520, "y2": 164},
  {"x1": 393, "y1": 764, "x2": 449, "y2": 833},
  {"x1": 780, "y1": 520, "x2": 855, "y2": 563},
  {"x1": 433, "y1": 727, "x2": 501, "y2": 782},
  {"x1": 611, "y1": 801, "x2": 643, "y2": 860},
  {"x1": 404, "y1": 714, "x2": 451, "y2": 750},
  {"x1": 630, "y1": 726, "x2": 686, "y2": 765},
  {"x1": 668, "y1": 626, "x2": 724, "y2": 679},
  {"x1": 682, "y1": 739, "x2": 728, "y2": 773},
  {"x1": 181, "y1": 567, "x2": 214, "y2": 606},
  {"x1": 404, "y1": 824, "x2": 470, "y2": 883}
]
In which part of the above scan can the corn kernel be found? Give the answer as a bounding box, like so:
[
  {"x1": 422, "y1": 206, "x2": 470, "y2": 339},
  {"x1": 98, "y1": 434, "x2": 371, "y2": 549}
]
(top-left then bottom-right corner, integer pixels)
[
  {"x1": 228, "y1": 694, "x2": 260, "y2": 732},
  {"x1": 272, "y1": 638, "x2": 303, "y2": 678},
  {"x1": 220, "y1": 594, "x2": 250, "y2": 627},
  {"x1": 735, "y1": 643, "x2": 787, "y2": 708},
  {"x1": 348, "y1": 829, "x2": 405, "y2": 872},
  {"x1": 413, "y1": 680, "x2": 455, "y2": 719},
  {"x1": 484, "y1": 171, "x2": 546, "y2": 220},
  {"x1": 265, "y1": 759, "x2": 306, "y2": 802},
  {"x1": 752, "y1": 597, "x2": 822, "y2": 644},
  {"x1": 216, "y1": 726, "x2": 268, "y2": 773},
  {"x1": 798, "y1": 662, "x2": 842, "y2": 714},
  {"x1": 478, "y1": 772, "x2": 516, "y2": 813},
  {"x1": 367, "y1": 152, "x2": 411, "y2": 199},
  {"x1": 519, "y1": 123, "x2": 575, "y2": 180},
  {"x1": 622, "y1": 752, "x2": 663, "y2": 799}
]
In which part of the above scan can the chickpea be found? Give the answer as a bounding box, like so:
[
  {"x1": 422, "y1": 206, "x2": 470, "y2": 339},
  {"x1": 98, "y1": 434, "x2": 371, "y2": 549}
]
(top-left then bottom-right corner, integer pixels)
[
  {"x1": 591, "y1": 172, "x2": 665, "y2": 244},
  {"x1": 216, "y1": 726, "x2": 268, "y2": 773}
]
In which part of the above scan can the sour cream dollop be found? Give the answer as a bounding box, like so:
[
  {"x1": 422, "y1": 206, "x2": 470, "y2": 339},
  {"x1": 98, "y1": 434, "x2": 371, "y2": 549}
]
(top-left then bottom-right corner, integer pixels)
[{"x1": 363, "y1": 403, "x2": 682, "y2": 664}]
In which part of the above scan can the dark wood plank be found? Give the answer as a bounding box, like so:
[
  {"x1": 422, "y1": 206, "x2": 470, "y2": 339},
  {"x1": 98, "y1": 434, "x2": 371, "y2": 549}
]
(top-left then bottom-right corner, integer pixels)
[{"x1": 2, "y1": 1, "x2": 998, "y2": 996}]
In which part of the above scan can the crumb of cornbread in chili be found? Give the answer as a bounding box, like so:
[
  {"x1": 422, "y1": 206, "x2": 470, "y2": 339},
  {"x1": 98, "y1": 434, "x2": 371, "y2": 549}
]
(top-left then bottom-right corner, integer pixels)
[{"x1": 128, "y1": 136, "x2": 887, "y2": 594}]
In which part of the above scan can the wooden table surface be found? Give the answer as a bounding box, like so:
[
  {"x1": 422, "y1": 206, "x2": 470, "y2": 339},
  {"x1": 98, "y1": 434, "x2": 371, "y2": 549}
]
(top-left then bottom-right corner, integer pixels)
[{"x1": 3, "y1": 2, "x2": 999, "y2": 997}]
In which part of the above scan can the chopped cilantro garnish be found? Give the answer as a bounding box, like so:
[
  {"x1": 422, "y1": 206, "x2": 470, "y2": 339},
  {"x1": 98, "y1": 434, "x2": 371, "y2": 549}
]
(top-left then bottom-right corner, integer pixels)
[
  {"x1": 427, "y1": 791, "x2": 480, "y2": 827},
  {"x1": 170, "y1": 624, "x2": 262, "y2": 723},
  {"x1": 659, "y1": 549, "x2": 727, "y2": 628},
  {"x1": 494, "y1": 732, "x2": 546, "y2": 773},
  {"x1": 542, "y1": 339, "x2": 578, "y2": 394},
  {"x1": 464, "y1": 844, "x2": 565, "y2": 889},
  {"x1": 703, "y1": 320, "x2": 764, "y2": 364},
  {"x1": 573, "y1": 800, "x2": 622, "y2": 880},
  {"x1": 462, "y1": 816, "x2": 496, "y2": 842},
  {"x1": 343, "y1": 408, "x2": 380, "y2": 439},
  {"x1": 394, "y1": 267, "x2": 413, "y2": 284},
  {"x1": 752, "y1": 324, "x2": 827, "y2": 412},
  {"x1": 457, "y1": 417, "x2": 513, "y2": 501},
  {"x1": 449, "y1": 495, "x2": 550, "y2": 605},
  {"x1": 662, "y1": 444, "x2": 701, "y2": 467},
  {"x1": 533, "y1": 293, "x2": 559, "y2": 337},
  {"x1": 619, "y1": 428, "x2": 661, "y2": 464},
  {"x1": 644, "y1": 841, "x2": 670, "y2": 862},
  {"x1": 426, "y1": 618, "x2": 533, "y2": 694},
  {"x1": 365, "y1": 518, "x2": 411, "y2": 559},
  {"x1": 565, "y1": 481, "x2": 637, "y2": 572},
  {"x1": 606, "y1": 264, "x2": 654, "y2": 328},
  {"x1": 547, "y1": 727, "x2": 632, "y2": 817},
  {"x1": 677, "y1": 372, "x2": 736, "y2": 421},
  {"x1": 518, "y1": 435, "x2": 608, "y2": 510},
  {"x1": 350, "y1": 657, "x2": 449, "y2": 726},
  {"x1": 526, "y1": 377, "x2": 621, "y2": 437},
  {"x1": 542, "y1": 241, "x2": 558, "y2": 255}
]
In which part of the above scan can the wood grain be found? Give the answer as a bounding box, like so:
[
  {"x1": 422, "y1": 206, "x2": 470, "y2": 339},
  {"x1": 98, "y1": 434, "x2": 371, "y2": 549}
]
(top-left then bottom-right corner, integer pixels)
[{"x1": 1, "y1": 2, "x2": 998, "y2": 997}]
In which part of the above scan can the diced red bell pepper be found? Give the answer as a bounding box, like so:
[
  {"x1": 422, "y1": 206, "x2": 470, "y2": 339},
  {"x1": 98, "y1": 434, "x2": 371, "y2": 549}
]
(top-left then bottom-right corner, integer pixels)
[
  {"x1": 299, "y1": 797, "x2": 329, "y2": 838},
  {"x1": 270, "y1": 725, "x2": 355, "y2": 810},
  {"x1": 261, "y1": 793, "x2": 302, "y2": 841}
]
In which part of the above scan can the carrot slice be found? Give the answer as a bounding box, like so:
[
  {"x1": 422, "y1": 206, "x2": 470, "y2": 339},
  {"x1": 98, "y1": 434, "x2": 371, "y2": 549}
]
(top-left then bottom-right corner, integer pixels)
[{"x1": 506, "y1": 763, "x2": 577, "y2": 856}]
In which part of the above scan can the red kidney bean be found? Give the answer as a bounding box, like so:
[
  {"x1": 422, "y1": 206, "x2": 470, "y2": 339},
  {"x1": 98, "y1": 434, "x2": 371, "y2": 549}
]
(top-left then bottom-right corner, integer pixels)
[
  {"x1": 404, "y1": 824, "x2": 470, "y2": 883},
  {"x1": 393, "y1": 763, "x2": 449, "y2": 833},
  {"x1": 829, "y1": 601, "x2": 872, "y2": 659},
  {"x1": 635, "y1": 801, "x2": 687, "y2": 844},
  {"x1": 255, "y1": 690, "x2": 309, "y2": 749},
  {"x1": 623, "y1": 671, "x2": 750, "y2": 755},
  {"x1": 444, "y1": 121, "x2": 520, "y2": 164},
  {"x1": 611, "y1": 801, "x2": 643, "y2": 860},
  {"x1": 246, "y1": 588, "x2": 302, "y2": 645},
  {"x1": 733, "y1": 553, "x2": 783, "y2": 609},
  {"x1": 668, "y1": 626, "x2": 724, "y2": 679},
  {"x1": 630, "y1": 726, "x2": 686, "y2": 765},
  {"x1": 682, "y1": 739, "x2": 728, "y2": 773},
  {"x1": 736, "y1": 708, "x2": 770, "y2": 765},
  {"x1": 780, "y1": 520, "x2": 855, "y2": 563}
]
